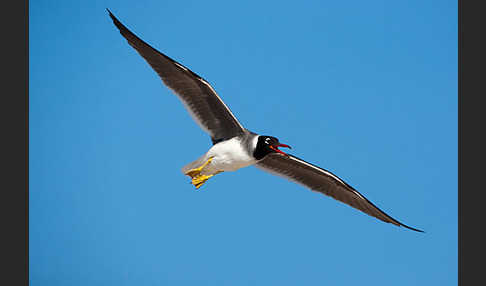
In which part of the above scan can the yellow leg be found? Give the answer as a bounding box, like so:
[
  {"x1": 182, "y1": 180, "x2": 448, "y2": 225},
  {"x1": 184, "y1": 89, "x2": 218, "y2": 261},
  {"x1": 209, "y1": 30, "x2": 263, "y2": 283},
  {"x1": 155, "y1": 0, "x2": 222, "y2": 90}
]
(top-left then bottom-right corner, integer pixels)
[
  {"x1": 191, "y1": 171, "x2": 224, "y2": 189},
  {"x1": 184, "y1": 157, "x2": 214, "y2": 178},
  {"x1": 192, "y1": 174, "x2": 214, "y2": 189}
]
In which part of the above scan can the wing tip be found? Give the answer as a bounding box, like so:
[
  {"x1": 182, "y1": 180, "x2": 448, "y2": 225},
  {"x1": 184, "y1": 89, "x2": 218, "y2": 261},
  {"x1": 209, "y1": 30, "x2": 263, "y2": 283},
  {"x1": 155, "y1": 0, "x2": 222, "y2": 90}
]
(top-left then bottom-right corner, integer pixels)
[
  {"x1": 106, "y1": 8, "x2": 126, "y2": 32},
  {"x1": 399, "y1": 223, "x2": 425, "y2": 233},
  {"x1": 106, "y1": 8, "x2": 115, "y2": 19}
]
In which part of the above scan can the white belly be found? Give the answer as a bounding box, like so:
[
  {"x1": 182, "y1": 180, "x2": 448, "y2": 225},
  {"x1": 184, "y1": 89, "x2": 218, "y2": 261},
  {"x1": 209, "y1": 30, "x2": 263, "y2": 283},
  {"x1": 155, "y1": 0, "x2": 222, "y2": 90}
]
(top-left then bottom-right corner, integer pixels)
[{"x1": 205, "y1": 138, "x2": 257, "y2": 172}]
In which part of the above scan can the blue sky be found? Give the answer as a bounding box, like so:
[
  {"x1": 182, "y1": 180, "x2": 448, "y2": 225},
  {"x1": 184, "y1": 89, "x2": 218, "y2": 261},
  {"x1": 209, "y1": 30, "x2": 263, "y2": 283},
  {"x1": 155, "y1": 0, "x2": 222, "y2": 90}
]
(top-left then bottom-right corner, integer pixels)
[{"x1": 30, "y1": 1, "x2": 457, "y2": 285}]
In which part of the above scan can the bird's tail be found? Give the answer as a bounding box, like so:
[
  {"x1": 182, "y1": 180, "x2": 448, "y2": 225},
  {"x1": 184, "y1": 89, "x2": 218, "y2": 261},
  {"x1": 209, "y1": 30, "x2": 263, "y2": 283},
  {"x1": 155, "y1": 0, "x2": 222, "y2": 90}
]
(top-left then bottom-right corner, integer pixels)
[{"x1": 181, "y1": 154, "x2": 209, "y2": 175}]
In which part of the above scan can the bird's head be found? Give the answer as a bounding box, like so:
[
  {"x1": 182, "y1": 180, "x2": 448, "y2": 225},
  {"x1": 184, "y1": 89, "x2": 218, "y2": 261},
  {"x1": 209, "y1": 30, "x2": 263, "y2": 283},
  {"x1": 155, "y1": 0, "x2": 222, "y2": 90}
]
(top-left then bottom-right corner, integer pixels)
[{"x1": 253, "y1": 135, "x2": 291, "y2": 160}]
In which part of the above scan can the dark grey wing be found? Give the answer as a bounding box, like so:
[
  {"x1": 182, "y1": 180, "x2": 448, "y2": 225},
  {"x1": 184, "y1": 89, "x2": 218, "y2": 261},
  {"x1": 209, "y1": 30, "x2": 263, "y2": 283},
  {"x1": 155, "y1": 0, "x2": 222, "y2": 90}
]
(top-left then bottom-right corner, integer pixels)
[
  {"x1": 108, "y1": 10, "x2": 245, "y2": 144},
  {"x1": 256, "y1": 153, "x2": 423, "y2": 232}
]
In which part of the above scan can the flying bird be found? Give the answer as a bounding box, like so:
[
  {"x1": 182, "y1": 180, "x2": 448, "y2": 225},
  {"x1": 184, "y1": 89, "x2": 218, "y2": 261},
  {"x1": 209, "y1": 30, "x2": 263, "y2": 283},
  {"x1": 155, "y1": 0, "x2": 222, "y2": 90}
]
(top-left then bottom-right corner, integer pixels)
[{"x1": 107, "y1": 10, "x2": 423, "y2": 232}]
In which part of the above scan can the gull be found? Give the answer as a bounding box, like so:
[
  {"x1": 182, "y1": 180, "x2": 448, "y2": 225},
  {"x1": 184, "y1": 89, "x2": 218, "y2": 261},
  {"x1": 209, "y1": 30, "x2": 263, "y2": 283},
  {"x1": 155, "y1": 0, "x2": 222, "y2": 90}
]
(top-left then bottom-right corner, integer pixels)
[{"x1": 108, "y1": 10, "x2": 423, "y2": 232}]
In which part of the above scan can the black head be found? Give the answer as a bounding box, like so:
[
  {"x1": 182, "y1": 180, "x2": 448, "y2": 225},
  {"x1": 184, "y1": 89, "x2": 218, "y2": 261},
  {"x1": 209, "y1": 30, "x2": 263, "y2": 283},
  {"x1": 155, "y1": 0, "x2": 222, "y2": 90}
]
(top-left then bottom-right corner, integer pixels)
[{"x1": 253, "y1": 135, "x2": 292, "y2": 160}]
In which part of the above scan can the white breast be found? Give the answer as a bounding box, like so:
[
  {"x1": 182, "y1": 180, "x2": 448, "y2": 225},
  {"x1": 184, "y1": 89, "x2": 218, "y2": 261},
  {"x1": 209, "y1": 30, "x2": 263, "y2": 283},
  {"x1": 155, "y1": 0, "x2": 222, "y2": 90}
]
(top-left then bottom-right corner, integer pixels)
[{"x1": 205, "y1": 137, "x2": 257, "y2": 172}]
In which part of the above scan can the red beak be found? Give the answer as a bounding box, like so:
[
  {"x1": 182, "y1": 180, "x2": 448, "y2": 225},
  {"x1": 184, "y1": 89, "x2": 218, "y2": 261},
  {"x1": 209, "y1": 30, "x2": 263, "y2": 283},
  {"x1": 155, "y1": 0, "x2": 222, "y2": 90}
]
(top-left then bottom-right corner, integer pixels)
[{"x1": 270, "y1": 143, "x2": 292, "y2": 156}]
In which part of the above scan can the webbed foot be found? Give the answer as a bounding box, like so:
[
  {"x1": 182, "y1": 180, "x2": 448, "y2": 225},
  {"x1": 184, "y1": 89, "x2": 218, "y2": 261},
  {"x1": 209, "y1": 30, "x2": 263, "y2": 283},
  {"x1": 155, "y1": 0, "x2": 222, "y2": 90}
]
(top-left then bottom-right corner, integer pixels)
[
  {"x1": 191, "y1": 174, "x2": 214, "y2": 189},
  {"x1": 184, "y1": 157, "x2": 214, "y2": 178}
]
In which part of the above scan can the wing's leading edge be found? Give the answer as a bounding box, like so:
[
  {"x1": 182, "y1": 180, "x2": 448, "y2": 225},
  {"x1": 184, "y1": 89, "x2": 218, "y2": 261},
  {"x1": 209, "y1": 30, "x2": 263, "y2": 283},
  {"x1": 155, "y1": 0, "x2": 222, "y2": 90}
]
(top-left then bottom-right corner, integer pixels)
[
  {"x1": 257, "y1": 153, "x2": 424, "y2": 232},
  {"x1": 107, "y1": 9, "x2": 245, "y2": 144}
]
